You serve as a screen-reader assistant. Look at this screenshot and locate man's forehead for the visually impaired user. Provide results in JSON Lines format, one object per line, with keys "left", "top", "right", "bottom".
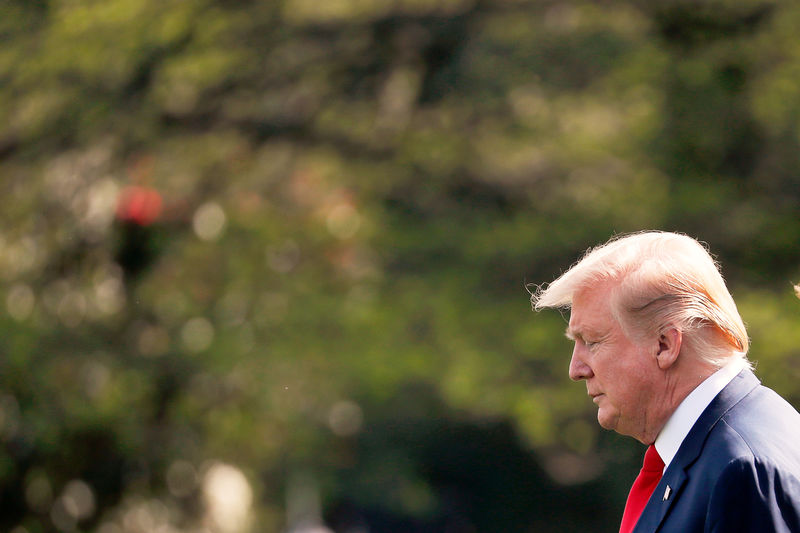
{"left": 571, "top": 281, "right": 620, "bottom": 314}
{"left": 567, "top": 286, "right": 616, "bottom": 336}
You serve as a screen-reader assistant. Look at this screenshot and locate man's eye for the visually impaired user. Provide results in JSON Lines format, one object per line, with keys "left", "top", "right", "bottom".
{"left": 585, "top": 341, "right": 597, "bottom": 349}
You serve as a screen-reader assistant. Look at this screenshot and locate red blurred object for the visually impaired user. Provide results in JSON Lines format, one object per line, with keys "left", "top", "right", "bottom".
{"left": 116, "top": 186, "right": 162, "bottom": 226}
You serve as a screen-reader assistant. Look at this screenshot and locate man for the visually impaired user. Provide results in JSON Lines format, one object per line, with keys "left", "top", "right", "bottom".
{"left": 531, "top": 231, "right": 800, "bottom": 532}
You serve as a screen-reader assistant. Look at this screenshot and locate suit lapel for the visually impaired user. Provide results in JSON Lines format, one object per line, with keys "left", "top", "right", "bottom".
{"left": 632, "top": 369, "right": 760, "bottom": 532}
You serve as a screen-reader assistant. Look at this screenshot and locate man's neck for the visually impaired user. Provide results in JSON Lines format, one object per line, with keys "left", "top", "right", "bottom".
{"left": 654, "top": 357, "right": 747, "bottom": 469}
{"left": 638, "top": 354, "right": 721, "bottom": 445}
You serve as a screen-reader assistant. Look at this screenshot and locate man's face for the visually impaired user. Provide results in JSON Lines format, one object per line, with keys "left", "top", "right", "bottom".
{"left": 567, "top": 283, "right": 662, "bottom": 443}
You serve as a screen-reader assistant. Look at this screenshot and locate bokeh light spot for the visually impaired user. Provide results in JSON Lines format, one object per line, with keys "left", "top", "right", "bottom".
{"left": 6, "top": 283, "right": 35, "bottom": 321}
{"left": 266, "top": 240, "right": 300, "bottom": 273}
{"left": 326, "top": 203, "right": 361, "bottom": 239}
{"left": 25, "top": 470, "right": 53, "bottom": 514}
{"left": 61, "top": 479, "right": 96, "bottom": 522}
{"left": 181, "top": 317, "right": 215, "bottom": 353}
{"left": 328, "top": 400, "right": 364, "bottom": 437}
{"left": 193, "top": 202, "right": 227, "bottom": 241}
{"left": 203, "top": 462, "right": 253, "bottom": 533}
{"left": 94, "top": 276, "right": 125, "bottom": 316}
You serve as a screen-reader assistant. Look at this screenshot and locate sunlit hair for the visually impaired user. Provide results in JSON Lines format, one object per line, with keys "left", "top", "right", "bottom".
{"left": 531, "top": 231, "right": 750, "bottom": 368}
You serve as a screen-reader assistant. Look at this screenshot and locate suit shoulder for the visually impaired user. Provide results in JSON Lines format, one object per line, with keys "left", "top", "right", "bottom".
{"left": 710, "top": 385, "right": 800, "bottom": 471}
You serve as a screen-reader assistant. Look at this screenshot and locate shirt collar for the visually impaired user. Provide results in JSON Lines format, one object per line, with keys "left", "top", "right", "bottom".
{"left": 654, "top": 357, "right": 746, "bottom": 471}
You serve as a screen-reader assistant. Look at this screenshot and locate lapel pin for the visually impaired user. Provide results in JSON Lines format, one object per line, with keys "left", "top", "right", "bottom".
{"left": 662, "top": 485, "right": 672, "bottom": 501}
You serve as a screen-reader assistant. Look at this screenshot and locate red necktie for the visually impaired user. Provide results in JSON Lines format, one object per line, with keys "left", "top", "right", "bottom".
{"left": 619, "top": 445, "right": 664, "bottom": 533}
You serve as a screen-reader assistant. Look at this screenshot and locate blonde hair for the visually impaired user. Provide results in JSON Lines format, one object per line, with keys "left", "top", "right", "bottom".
{"left": 531, "top": 231, "right": 749, "bottom": 367}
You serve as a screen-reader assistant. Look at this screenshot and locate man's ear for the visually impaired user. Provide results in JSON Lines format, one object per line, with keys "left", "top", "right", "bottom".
{"left": 656, "top": 327, "right": 682, "bottom": 370}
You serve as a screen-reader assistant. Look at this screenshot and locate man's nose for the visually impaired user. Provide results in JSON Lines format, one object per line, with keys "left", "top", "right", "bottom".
{"left": 568, "top": 344, "right": 593, "bottom": 381}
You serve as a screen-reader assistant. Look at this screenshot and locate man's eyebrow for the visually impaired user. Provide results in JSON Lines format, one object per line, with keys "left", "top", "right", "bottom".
{"left": 565, "top": 326, "right": 604, "bottom": 342}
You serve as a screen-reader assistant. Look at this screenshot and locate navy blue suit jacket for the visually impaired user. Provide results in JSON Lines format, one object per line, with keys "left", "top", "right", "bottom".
{"left": 634, "top": 369, "right": 800, "bottom": 532}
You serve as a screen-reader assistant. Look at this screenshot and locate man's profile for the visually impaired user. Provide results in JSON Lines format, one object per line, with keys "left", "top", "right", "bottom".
{"left": 531, "top": 231, "right": 800, "bottom": 533}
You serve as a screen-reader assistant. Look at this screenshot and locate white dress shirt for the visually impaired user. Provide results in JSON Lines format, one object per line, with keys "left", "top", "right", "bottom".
{"left": 654, "top": 358, "right": 747, "bottom": 472}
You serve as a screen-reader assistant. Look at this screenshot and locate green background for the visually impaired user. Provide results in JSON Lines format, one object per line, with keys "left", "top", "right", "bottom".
{"left": 2, "top": 0, "right": 800, "bottom": 531}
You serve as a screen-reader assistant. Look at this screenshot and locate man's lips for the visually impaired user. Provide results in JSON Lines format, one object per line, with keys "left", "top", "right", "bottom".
{"left": 590, "top": 393, "right": 604, "bottom": 403}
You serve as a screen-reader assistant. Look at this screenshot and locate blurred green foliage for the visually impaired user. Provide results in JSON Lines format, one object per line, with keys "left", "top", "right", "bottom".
{"left": 2, "top": 0, "right": 800, "bottom": 531}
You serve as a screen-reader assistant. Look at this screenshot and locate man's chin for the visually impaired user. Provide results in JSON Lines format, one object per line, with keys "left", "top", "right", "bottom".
{"left": 596, "top": 410, "right": 618, "bottom": 432}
